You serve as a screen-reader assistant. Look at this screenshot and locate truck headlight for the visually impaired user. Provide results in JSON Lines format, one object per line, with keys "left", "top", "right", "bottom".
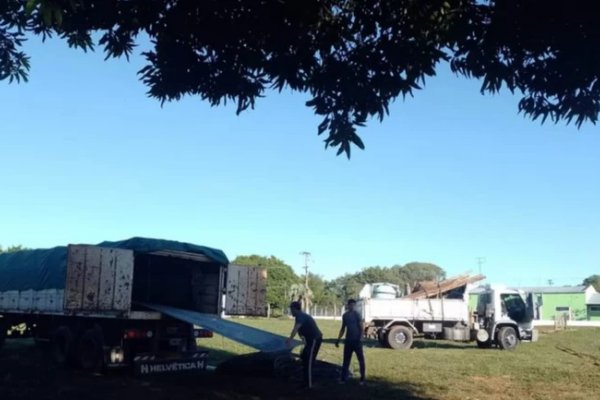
{"left": 476, "top": 329, "right": 490, "bottom": 343}
{"left": 110, "top": 347, "right": 125, "bottom": 364}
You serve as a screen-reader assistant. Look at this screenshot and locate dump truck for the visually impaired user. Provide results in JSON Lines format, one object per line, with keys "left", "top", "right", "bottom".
{"left": 0, "top": 238, "right": 270, "bottom": 375}
{"left": 357, "top": 277, "right": 538, "bottom": 350}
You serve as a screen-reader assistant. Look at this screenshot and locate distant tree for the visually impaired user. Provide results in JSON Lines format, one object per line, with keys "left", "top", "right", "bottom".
{"left": 289, "top": 282, "right": 313, "bottom": 312}
{"left": 0, "top": 244, "right": 26, "bottom": 254}
{"left": 397, "top": 262, "right": 446, "bottom": 290}
{"left": 232, "top": 255, "right": 299, "bottom": 314}
{"left": 583, "top": 275, "right": 600, "bottom": 292}
{"left": 308, "top": 273, "right": 326, "bottom": 306}
{"left": 330, "top": 274, "right": 365, "bottom": 302}
{"left": 328, "top": 262, "right": 446, "bottom": 301}
{"left": 2, "top": 1, "right": 599, "bottom": 157}
{"left": 307, "top": 273, "right": 339, "bottom": 310}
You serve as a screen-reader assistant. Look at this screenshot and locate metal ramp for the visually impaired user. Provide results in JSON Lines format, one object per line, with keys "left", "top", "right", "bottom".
{"left": 142, "top": 303, "right": 301, "bottom": 353}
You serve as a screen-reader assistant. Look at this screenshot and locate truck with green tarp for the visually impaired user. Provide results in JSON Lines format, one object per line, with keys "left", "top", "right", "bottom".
{"left": 0, "top": 237, "right": 269, "bottom": 374}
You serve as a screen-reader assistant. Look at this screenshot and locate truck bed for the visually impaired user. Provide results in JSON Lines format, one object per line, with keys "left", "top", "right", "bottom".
{"left": 362, "top": 297, "right": 469, "bottom": 323}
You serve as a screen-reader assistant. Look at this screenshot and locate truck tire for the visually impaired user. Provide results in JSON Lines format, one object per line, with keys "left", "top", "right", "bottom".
{"left": 387, "top": 326, "right": 413, "bottom": 350}
{"left": 497, "top": 326, "right": 518, "bottom": 351}
{"left": 51, "top": 326, "right": 74, "bottom": 366}
{"left": 77, "top": 328, "right": 104, "bottom": 371}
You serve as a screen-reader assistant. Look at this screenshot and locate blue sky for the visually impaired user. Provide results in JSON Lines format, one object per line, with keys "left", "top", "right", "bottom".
{"left": 1, "top": 36, "right": 599, "bottom": 286}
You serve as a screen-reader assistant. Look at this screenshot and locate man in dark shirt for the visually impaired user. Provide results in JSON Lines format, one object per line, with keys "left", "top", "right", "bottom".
{"left": 286, "top": 301, "right": 323, "bottom": 389}
{"left": 336, "top": 299, "right": 366, "bottom": 384}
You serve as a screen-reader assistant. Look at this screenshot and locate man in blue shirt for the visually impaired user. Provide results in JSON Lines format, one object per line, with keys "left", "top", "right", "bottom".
{"left": 286, "top": 301, "right": 322, "bottom": 389}
{"left": 336, "top": 299, "right": 366, "bottom": 384}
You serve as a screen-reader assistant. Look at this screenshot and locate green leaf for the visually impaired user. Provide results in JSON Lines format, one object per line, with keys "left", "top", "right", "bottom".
{"left": 41, "top": 6, "right": 53, "bottom": 26}
{"left": 54, "top": 8, "right": 63, "bottom": 27}
{"left": 351, "top": 133, "right": 365, "bottom": 150}
{"left": 25, "top": 0, "right": 39, "bottom": 15}
{"left": 317, "top": 117, "right": 330, "bottom": 135}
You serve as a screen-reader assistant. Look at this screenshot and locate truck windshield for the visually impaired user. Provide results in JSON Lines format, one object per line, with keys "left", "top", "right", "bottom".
{"left": 500, "top": 293, "right": 528, "bottom": 322}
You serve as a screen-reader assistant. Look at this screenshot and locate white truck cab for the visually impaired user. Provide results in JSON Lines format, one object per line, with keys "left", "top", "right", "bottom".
{"left": 474, "top": 285, "right": 538, "bottom": 350}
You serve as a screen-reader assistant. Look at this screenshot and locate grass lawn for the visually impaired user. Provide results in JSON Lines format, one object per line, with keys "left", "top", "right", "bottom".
{"left": 199, "top": 318, "right": 600, "bottom": 400}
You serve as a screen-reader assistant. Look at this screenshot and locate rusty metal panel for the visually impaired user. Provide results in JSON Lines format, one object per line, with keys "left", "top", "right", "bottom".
{"left": 64, "top": 245, "right": 133, "bottom": 313}
{"left": 225, "top": 264, "right": 267, "bottom": 316}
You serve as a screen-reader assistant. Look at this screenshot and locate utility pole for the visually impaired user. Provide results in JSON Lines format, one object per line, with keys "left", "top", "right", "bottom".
{"left": 476, "top": 257, "right": 486, "bottom": 275}
{"left": 299, "top": 251, "right": 312, "bottom": 311}
{"left": 299, "top": 251, "right": 311, "bottom": 289}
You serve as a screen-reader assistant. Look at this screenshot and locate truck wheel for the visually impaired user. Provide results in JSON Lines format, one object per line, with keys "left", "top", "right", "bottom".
{"left": 78, "top": 328, "right": 104, "bottom": 371}
{"left": 497, "top": 326, "right": 518, "bottom": 351}
{"left": 51, "top": 326, "right": 74, "bottom": 366}
{"left": 387, "top": 326, "right": 413, "bottom": 350}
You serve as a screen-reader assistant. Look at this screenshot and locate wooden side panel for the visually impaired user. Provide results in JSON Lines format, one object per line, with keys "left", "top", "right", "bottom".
{"left": 225, "top": 265, "right": 267, "bottom": 316}
{"left": 98, "top": 248, "right": 117, "bottom": 310}
{"left": 64, "top": 245, "right": 133, "bottom": 313}
{"left": 82, "top": 246, "right": 102, "bottom": 310}
{"left": 65, "top": 245, "right": 86, "bottom": 310}
{"left": 113, "top": 248, "right": 134, "bottom": 311}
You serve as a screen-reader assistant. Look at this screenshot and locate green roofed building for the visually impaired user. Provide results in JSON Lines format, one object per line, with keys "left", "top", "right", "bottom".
{"left": 469, "top": 285, "right": 600, "bottom": 321}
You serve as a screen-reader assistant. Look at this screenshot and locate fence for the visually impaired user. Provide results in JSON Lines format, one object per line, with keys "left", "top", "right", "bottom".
{"left": 534, "top": 320, "right": 600, "bottom": 328}
{"left": 272, "top": 304, "right": 345, "bottom": 320}
{"left": 309, "top": 305, "right": 344, "bottom": 320}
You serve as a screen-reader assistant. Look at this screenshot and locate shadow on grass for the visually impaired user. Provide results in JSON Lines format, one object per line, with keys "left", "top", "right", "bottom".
{"left": 322, "top": 338, "right": 382, "bottom": 348}
{"left": 323, "top": 337, "right": 479, "bottom": 351}
{"left": 1, "top": 339, "right": 436, "bottom": 400}
{"left": 412, "top": 340, "right": 478, "bottom": 350}
{"left": 205, "top": 369, "right": 436, "bottom": 400}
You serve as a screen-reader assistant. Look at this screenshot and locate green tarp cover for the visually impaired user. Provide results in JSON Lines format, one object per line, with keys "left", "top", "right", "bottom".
{"left": 0, "top": 237, "right": 228, "bottom": 292}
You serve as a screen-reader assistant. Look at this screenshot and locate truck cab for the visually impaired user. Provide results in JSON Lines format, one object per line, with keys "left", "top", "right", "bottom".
{"left": 474, "top": 285, "right": 538, "bottom": 350}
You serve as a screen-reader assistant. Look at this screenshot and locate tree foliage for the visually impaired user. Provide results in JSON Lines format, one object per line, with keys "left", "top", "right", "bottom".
{"left": 232, "top": 254, "right": 299, "bottom": 313}
{"left": 0, "top": 244, "right": 26, "bottom": 253}
{"left": 2, "top": 1, "right": 599, "bottom": 157}
{"left": 399, "top": 262, "right": 447, "bottom": 289}
{"left": 309, "top": 272, "right": 339, "bottom": 308}
{"left": 583, "top": 275, "right": 600, "bottom": 292}
{"left": 328, "top": 262, "right": 445, "bottom": 300}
